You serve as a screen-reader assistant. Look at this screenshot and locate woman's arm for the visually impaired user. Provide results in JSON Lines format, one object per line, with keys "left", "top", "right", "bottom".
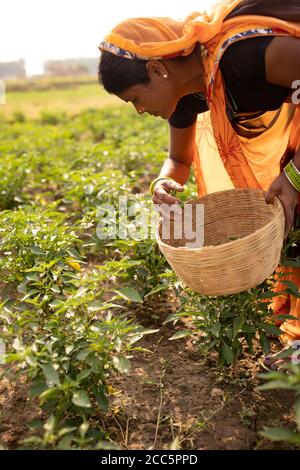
{"left": 161, "top": 121, "right": 197, "bottom": 183}
{"left": 265, "top": 37, "right": 300, "bottom": 238}
{"left": 152, "top": 121, "right": 197, "bottom": 206}
{"left": 265, "top": 37, "right": 300, "bottom": 89}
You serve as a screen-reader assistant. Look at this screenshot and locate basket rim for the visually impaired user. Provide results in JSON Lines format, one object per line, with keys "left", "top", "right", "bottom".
{"left": 156, "top": 191, "right": 284, "bottom": 253}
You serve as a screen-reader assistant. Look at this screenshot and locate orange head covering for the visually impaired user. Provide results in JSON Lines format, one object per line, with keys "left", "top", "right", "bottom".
{"left": 99, "top": 0, "right": 243, "bottom": 60}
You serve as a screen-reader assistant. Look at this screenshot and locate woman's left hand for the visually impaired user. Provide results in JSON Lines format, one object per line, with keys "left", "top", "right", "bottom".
{"left": 265, "top": 172, "right": 299, "bottom": 239}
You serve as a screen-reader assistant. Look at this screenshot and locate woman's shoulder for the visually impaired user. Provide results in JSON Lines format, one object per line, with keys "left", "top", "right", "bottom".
{"left": 220, "top": 36, "right": 275, "bottom": 81}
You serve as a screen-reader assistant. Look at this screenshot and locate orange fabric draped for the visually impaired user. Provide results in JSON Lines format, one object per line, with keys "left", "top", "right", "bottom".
{"left": 198, "top": 15, "right": 300, "bottom": 193}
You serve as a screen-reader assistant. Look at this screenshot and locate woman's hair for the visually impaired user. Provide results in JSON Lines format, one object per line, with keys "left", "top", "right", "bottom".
{"left": 98, "top": 52, "right": 150, "bottom": 94}
{"left": 98, "top": 43, "right": 201, "bottom": 95}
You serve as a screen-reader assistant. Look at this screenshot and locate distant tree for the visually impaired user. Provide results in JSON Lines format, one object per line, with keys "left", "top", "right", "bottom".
{"left": 44, "top": 58, "right": 97, "bottom": 77}
{"left": 0, "top": 59, "right": 26, "bottom": 80}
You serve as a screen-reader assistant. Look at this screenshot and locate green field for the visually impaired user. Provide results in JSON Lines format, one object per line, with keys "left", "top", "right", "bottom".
{"left": 1, "top": 76, "right": 123, "bottom": 119}
{"left": 0, "top": 77, "right": 299, "bottom": 450}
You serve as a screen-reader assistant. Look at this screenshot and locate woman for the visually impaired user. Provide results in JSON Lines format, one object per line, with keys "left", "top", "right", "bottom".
{"left": 98, "top": 0, "right": 300, "bottom": 370}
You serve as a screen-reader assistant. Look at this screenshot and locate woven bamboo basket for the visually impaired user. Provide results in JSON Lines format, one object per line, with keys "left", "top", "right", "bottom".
{"left": 157, "top": 188, "right": 285, "bottom": 296}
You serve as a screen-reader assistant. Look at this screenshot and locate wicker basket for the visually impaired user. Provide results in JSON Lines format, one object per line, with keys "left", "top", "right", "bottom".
{"left": 157, "top": 188, "right": 285, "bottom": 296}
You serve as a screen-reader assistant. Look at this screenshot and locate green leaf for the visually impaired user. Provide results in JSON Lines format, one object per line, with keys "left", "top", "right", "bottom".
{"left": 76, "top": 348, "right": 90, "bottom": 360}
{"left": 260, "top": 427, "right": 300, "bottom": 444}
{"left": 163, "top": 313, "right": 180, "bottom": 324}
{"left": 260, "top": 332, "right": 270, "bottom": 354}
{"left": 5, "top": 352, "right": 22, "bottom": 363}
{"left": 41, "top": 363, "right": 60, "bottom": 386}
{"left": 44, "top": 415, "right": 56, "bottom": 433}
{"left": 258, "top": 371, "right": 286, "bottom": 381}
{"left": 206, "top": 340, "right": 217, "bottom": 351}
{"left": 259, "top": 323, "right": 282, "bottom": 336}
{"left": 209, "top": 323, "right": 221, "bottom": 338}
{"left": 94, "top": 387, "right": 109, "bottom": 411}
{"left": 30, "top": 381, "right": 47, "bottom": 398}
{"left": 281, "top": 280, "right": 300, "bottom": 296}
{"left": 57, "top": 435, "right": 73, "bottom": 450}
{"left": 49, "top": 299, "right": 64, "bottom": 308}
{"left": 50, "top": 285, "right": 61, "bottom": 293}
{"left": 66, "top": 247, "right": 82, "bottom": 259}
{"left": 275, "top": 314, "right": 299, "bottom": 321}
{"left": 113, "top": 287, "right": 143, "bottom": 303}
{"left": 87, "top": 301, "right": 105, "bottom": 312}
{"left": 87, "top": 301, "right": 122, "bottom": 312}
{"left": 144, "top": 284, "right": 168, "bottom": 297}
{"left": 58, "top": 426, "right": 77, "bottom": 438}
{"left": 21, "top": 289, "right": 40, "bottom": 301}
{"left": 79, "top": 422, "right": 89, "bottom": 438}
{"left": 74, "top": 286, "right": 89, "bottom": 298}
{"left": 65, "top": 345, "right": 74, "bottom": 355}
{"left": 84, "top": 184, "right": 94, "bottom": 195}
{"left": 283, "top": 259, "right": 300, "bottom": 268}
{"left": 25, "top": 272, "right": 40, "bottom": 281}
{"left": 222, "top": 343, "right": 235, "bottom": 364}
{"left": 257, "top": 380, "right": 292, "bottom": 391}
{"left": 133, "top": 328, "right": 159, "bottom": 336}
{"left": 77, "top": 368, "right": 92, "bottom": 382}
{"left": 225, "top": 326, "right": 233, "bottom": 341}
{"left": 12, "top": 337, "right": 23, "bottom": 351}
{"left": 257, "top": 291, "right": 282, "bottom": 299}
{"left": 72, "top": 390, "right": 92, "bottom": 408}
{"left": 233, "top": 316, "right": 245, "bottom": 339}
{"left": 169, "top": 330, "right": 192, "bottom": 341}
{"left": 242, "top": 324, "right": 256, "bottom": 334}
{"left": 27, "top": 419, "right": 43, "bottom": 430}
{"left": 29, "top": 246, "right": 45, "bottom": 255}
{"left": 25, "top": 354, "right": 38, "bottom": 367}
{"left": 112, "top": 355, "right": 131, "bottom": 374}
{"left": 39, "top": 387, "right": 60, "bottom": 403}
{"left": 0, "top": 312, "right": 12, "bottom": 324}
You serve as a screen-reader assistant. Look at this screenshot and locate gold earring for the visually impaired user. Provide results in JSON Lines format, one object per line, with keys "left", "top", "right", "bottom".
{"left": 163, "top": 74, "right": 168, "bottom": 79}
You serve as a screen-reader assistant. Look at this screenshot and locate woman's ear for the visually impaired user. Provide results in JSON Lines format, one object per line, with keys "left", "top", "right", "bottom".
{"left": 146, "top": 60, "right": 169, "bottom": 79}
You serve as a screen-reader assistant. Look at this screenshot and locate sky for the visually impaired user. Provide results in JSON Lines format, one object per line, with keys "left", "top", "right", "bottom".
{"left": 0, "top": 0, "right": 213, "bottom": 75}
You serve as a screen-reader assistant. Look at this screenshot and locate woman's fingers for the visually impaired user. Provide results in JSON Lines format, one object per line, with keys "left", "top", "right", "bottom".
{"left": 153, "top": 188, "right": 179, "bottom": 205}
{"left": 162, "top": 180, "right": 184, "bottom": 193}
{"left": 265, "top": 177, "right": 281, "bottom": 204}
{"left": 265, "top": 186, "right": 278, "bottom": 204}
{"left": 266, "top": 173, "right": 299, "bottom": 239}
{"left": 152, "top": 180, "right": 184, "bottom": 206}
{"left": 152, "top": 180, "right": 184, "bottom": 218}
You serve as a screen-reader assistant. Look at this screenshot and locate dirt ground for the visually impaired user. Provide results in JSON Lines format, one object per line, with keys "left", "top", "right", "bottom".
{"left": 0, "top": 292, "right": 297, "bottom": 450}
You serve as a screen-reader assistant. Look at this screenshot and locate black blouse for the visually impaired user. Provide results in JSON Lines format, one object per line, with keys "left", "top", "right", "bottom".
{"left": 168, "top": 36, "right": 292, "bottom": 129}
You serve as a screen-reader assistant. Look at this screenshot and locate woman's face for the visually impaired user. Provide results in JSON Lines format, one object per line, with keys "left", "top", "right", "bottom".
{"left": 117, "top": 60, "right": 181, "bottom": 120}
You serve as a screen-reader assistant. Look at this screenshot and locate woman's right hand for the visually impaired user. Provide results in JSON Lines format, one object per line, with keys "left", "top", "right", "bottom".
{"left": 152, "top": 179, "right": 184, "bottom": 217}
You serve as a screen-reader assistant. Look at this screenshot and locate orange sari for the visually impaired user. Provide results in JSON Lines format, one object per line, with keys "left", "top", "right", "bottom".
{"left": 195, "top": 16, "right": 300, "bottom": 344}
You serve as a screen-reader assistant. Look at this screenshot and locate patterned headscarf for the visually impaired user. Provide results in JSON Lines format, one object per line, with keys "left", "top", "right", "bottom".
{"left": 99, "top": 0, "right": 243, "bottom": 60}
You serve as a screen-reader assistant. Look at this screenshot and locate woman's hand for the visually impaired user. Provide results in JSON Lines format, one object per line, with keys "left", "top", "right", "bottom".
{"left": 265, "top": 172, "right": 299, "bottom": 239}
{"left": 152, "top": 179, "right": 184, "bottom": 218}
